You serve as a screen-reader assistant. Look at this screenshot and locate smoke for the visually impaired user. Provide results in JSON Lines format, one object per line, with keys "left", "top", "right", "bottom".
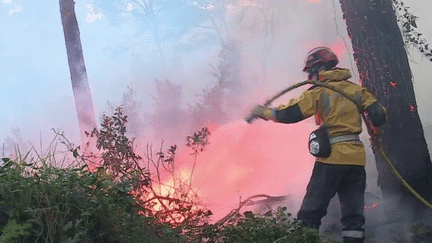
{"left": 173, "top": 120, "right": 316, "bottom": 221}
{"left": 124, "top": 1, "right": 432, "bottom": 241}
{"left": 2, "top": 0, "right": 432, "bottom": 241}
{"left": 123, "top": 0, "right": 357, "bottom": 225}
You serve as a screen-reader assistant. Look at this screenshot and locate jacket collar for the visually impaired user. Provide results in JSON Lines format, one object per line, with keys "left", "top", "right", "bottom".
{"left": 319, "top": 68, "right": 352, "bottom": 81}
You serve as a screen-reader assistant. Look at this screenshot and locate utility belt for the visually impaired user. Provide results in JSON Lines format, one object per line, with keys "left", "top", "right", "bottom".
{"left": 308, "top": 127, "right": 361, "bottom": 158}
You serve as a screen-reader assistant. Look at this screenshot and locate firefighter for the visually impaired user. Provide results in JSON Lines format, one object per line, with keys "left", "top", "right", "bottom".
{"left": 250, "top": 47, "right": 386, "bottom": 243}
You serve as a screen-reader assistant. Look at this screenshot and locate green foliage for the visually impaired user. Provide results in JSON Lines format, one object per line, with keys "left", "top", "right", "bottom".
{"left": 186, "top": 127, "right": 211, "bottom": 155}
{"left": 0, "top": 152, "right": 185, "bottom": 242}
{"left": 0, "top": 219, "right": 31, "bottom": 243}
{"left": 91, "top": 106, "right": 150, "bottom": 190}
{"left": 90, "top": 106, "right": 209, "bottom": 228}
{"left": 392, "top": 0, "right": 432, "bottom": 61}
{"left": 193, "top": 207, "right": 321, "bottom": 243}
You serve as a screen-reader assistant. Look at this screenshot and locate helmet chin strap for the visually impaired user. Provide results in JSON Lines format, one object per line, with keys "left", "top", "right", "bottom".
{"left": 307, "top": 65, "right": 325, "bottom": 81}
{"left": 308, "top": 72, "right": 319, "bottom": 81}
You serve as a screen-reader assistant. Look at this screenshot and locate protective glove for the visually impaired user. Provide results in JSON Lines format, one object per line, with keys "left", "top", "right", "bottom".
{"left": 251, "top": 105, "right": 276, "bottom": 121}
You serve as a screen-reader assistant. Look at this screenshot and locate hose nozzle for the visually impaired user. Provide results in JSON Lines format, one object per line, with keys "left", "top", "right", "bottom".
{"left": 245, "top": 113, "right": 256, "bottom": 124}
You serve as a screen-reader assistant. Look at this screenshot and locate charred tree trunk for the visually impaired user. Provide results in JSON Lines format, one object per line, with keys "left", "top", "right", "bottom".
{"left": 60, "top": 0, "right": 97, "bottom": 147}
{"left": 339, "top": 0, "right": 432, "bottom": 222}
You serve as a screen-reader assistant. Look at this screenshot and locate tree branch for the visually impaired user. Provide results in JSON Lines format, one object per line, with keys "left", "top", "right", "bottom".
{"left": 215, "top": 194, "right": 289, "bottom": 226}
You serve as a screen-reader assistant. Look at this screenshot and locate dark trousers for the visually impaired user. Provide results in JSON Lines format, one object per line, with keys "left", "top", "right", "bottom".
{"left": 297, "top": 162, "right": 366, "bottom": 233}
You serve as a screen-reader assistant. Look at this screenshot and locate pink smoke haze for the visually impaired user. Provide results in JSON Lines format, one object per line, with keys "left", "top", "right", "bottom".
{"left": 172, "top": 119, "right": 316, "bottom": 222}
{"left": 149, "top": 34, "right": 352, "bottom": 222}
{"left": 330, "top": 40, "right": 346, "bottom": 62}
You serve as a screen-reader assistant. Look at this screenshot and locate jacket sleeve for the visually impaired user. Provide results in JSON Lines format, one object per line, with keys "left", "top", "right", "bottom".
{"left": 365, "top": 102, "right": 387, "bottom": 127}
{"left": 274, "top": 89, "right": 319, "bottom": 123}
{"left": 360, "top": 88, "right": 387, "bottom": 127}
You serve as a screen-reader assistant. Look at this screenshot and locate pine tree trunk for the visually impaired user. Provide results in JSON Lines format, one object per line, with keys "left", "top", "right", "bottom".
{"left": 59, "top": 0, "right": 97, "bottom": 146}
{"left": 339, "top": 0, "right": 432, "bottom": 222}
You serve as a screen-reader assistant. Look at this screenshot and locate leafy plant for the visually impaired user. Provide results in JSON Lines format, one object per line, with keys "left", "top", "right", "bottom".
{"left": 89, "top": 106, "right": 150, "bottom": 190}
{"left": 392, "top": 0, "right": 432, "bottom": 61}
{"left": 0, "top": 219, "right": 31, "bottom": 243}
{"left": 0, "top": 144, "right": 185, "bottom": 242}
{"left": 194, "top": 207, "right": 321, "bottom": 243}
{"left": 85, "top": 105, "right": 211, "bottom": 229}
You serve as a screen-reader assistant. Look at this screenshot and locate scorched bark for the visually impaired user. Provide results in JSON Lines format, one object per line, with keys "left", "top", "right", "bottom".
{"left": 339, "top": 0, "right": 432, "bottom": 220}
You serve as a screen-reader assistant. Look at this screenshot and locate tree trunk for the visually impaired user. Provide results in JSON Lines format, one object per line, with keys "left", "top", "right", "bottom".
{"left": 146, "top": 1, "right": 166, "bottom": 68}
{"left": 339, "top": 0, "right": 432, "bottom": 223}
{"left": 59, "top": 0, "right": 97, "bottom": 148}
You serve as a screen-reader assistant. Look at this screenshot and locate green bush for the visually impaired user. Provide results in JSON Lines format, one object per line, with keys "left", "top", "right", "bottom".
{"left": 192, "top": 207, "right": 321, "bottom": 243}
{"left": 0, "top": 157, "right": 185, "bottom": 243}
{"left": 0, "top": 219, "right": 31, "bottom": 243}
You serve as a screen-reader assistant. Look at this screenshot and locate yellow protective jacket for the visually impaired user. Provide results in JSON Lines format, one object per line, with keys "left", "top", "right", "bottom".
{"left": 275, "top": 68, "right": 383, "bottom": 166}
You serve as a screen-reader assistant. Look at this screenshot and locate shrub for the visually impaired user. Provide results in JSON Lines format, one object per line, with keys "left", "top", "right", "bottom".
{"left": 0, "top": 156, "right": 186, "bottom": 243}
{"left": 192, "top": 207, "right": 321, "bottom": 243}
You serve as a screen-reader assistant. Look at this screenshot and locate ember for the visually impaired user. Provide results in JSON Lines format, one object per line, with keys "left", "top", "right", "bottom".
{"left": 410, "top": 103, "right": 415, "bottom": 112}
{"left": 364, "top": 201, "right": 378, "bottom": 210}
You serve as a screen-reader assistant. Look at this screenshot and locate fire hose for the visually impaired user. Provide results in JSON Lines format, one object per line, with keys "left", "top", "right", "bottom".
{"left": 246, "top": 80, "right": 432, "bottom": 211}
